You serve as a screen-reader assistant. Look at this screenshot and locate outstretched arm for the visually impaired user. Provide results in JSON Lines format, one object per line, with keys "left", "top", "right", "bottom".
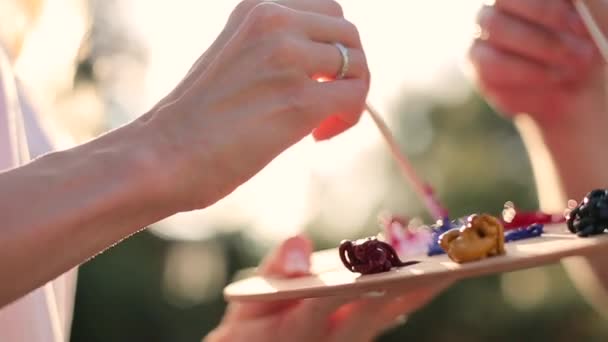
{"left": 0, "top": 0, "right": 369, "bottom": 307}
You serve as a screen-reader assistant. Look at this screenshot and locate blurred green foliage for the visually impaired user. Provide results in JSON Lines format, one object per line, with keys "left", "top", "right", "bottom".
{"left": 71, "top": 90, "right": 608, "bottom": 342}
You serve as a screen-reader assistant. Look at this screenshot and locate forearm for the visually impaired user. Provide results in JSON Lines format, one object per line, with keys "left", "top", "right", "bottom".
{"left": 0, "top": 120, "right": 174, "bottom": 306}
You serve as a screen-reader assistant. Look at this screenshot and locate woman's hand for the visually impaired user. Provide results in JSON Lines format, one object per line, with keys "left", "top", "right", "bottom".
{"left": 0, "top": 0, "right": 369, "bottom": 306}
{"left": 469, "top": 0, "right": 604, "bottom": 122}
{"left": 140, "top": 0, "right": 370, "bottom": 211}
{"left": 469, "top": 0, "right": 608, "bottom": 321}
{"left": 205, "top": 236, "right": 451, "bottom": 342}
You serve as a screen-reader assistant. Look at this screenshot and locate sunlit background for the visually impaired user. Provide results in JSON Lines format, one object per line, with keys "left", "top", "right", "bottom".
{"left": 9, "top": 0, "right": 608, "bottom": 341}
{"left": 17, "top": 0, "right": 482, "bottom": 241}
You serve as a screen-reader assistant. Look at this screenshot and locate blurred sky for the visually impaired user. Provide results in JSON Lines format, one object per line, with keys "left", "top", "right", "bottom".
{"left": 15, "top": 0, "right": 484, "bottom": 242}
{"left": 131, "top": 0, "right": 482, "bottom": 110}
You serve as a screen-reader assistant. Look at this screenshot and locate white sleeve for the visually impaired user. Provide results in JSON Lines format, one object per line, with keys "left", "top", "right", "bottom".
{"left": 0, "top": 45, "right": 76, "bottom": 342}
{"left": 17, "top": 84, "right": 79, "bottom": 342}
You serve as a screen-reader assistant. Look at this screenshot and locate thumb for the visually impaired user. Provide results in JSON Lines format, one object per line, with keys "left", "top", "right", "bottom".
{"left": 259, "top": 235, "right": 313, "bottom": 277}
{"left": 223, "top": 235, "right": 313, "bottom": 321}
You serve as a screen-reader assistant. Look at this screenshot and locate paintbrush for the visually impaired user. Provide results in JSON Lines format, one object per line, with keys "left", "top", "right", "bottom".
{"left": 574, "top": 0, "right": 608, "bottom": 62}
{"left": 365, "top": 103, "right": 448, "bottom": 221}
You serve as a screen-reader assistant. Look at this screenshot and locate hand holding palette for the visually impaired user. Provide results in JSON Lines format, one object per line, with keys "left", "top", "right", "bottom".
{"left": 228, "top": 5, "right": 608, "bottom": 302}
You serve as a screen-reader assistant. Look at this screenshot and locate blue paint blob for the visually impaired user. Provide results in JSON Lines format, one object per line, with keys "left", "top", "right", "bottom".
{"left": 427, "top": 217, "right": 462, "bottom": 256}
{"left": 504, "top": 223, "right": 544, "bottom": 242}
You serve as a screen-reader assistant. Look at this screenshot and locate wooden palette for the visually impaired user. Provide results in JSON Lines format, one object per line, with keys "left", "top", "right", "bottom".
{"left": 224, "top": 223, "right": 608, "bottom": 302}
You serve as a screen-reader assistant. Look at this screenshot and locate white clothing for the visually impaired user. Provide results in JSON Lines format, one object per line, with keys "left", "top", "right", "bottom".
{"left": 0, "top": 45, "right": 77, "bottom": 342}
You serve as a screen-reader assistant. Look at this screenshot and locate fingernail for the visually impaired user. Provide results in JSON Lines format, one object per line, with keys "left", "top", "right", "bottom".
{"left": 284, "top": 250, "right": 310, "bottom": 274}
{"left": 312, "top": 116, "right": 353, "bottom": 141}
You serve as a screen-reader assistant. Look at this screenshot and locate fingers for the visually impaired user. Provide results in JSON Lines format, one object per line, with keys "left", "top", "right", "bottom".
{"left": 183, "top": 1, "right": 369, "bottom": 143}
{"left": 255, "top": 233, "right": 357, "bottom": 340}
{"left": 328, "top": 298, "right": 398, "bottom": 342}
{"left": 477, "top": 5, "right": 594, "bottom": 69}
{"left": 493, "top": 0, "right": 585, "bottom": 35}
{"left": 258, "top": 235, "right": 312, "bottom": 277}
{"left": 469, "top": 1, "right": 605, "bottom": 118}
{"left": 299, "top": 79, "right": 367, "bottom": 136}
{"left": 286, "top": 296, "right": 357, "bottom": 341}
{"left": 469, "top": 40, "right": 572, "bottom": 116}
{"left": 241, "top": 4, "right": 367, "bottom": 80}
{"left": 241, "top": 2, "right": 359, "bottom": 47}
{"left": 166, "top": 0, "right": 350, "bottom": 104}
{"left": 212, "top": 1, "right": 368, "bottom": 141}
{"left": 235, "top": 0, "right": 345, "bottom": 20}
{"left": 280, "top": 0, "right": 344, "bottom": 17}
{"left": 307, "top": 42, "right": 367, "bottom": 80}
{"left": 377, "top": 281, "right": 453, "bottom": 319}
{"left": 312, "top": 116, "right": 356, "bottom": 141}
{"left": 306, "top": 40, "right": 367, "bottom": 141}
{"left": 329, "top": 280, "right": 454, "bottom": 342}
{"left": 250, "top": 233, "right": 357, "bottom": 340}
{"left": 482, "top": 86, "right": 573, "bottom": 117}
{"left": 294, "top": 10, "right": 362, "bottom": 48}
{"left": 224, "top": 236, "right": 313, "bottom": 322}
{"left": 471, "top": 0, "right": 600, "bottom": 90}
{"left": 231, "top": 0, "right": 346, "bottom": 47}
{"left": 470, "top": 40, "right": 565, "bottom": 87}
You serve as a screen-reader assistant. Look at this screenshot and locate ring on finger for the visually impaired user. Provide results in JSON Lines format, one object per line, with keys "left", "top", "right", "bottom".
{"left": 334, "top": 42, "right": 350, "bottom": 79}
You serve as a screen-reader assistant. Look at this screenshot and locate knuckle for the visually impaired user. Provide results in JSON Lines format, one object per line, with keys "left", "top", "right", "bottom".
{"left": 326, "top": 0, "right": 344, "bottom": 17}
{"left": 468, "top": 40, "right": 492, "bottom": 67}
{"left": 233, "top": 0, "right": 263, "bottom": 19}
{"left": 477, "top": 6, "right": 500, "bottom": 34}
{"left": 249, "top": 3, "right": 293, "bottom": 31}
{"left": 343, "top": 19, "right": 362, "bottom": 47}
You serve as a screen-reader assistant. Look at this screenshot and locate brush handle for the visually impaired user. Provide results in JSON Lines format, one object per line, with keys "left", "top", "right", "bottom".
{"left": 574, "top": 0, "right": 608, "bottom": 62}
{"left": 365, "top": 103, "right": 448, "bottom": 220}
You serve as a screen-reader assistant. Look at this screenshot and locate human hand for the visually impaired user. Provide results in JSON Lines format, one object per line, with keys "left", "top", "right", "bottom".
{"left": 468, "top": 2, "right": 608, "bottom": 317}
{"left": 140, "top": 0, "right": 370, "bottom": 211}
{"left": 469, "top": 0, "right": 606, "bottom": 122}
{"left": 205, "top": 236, "right": 452, "bottom": 342}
